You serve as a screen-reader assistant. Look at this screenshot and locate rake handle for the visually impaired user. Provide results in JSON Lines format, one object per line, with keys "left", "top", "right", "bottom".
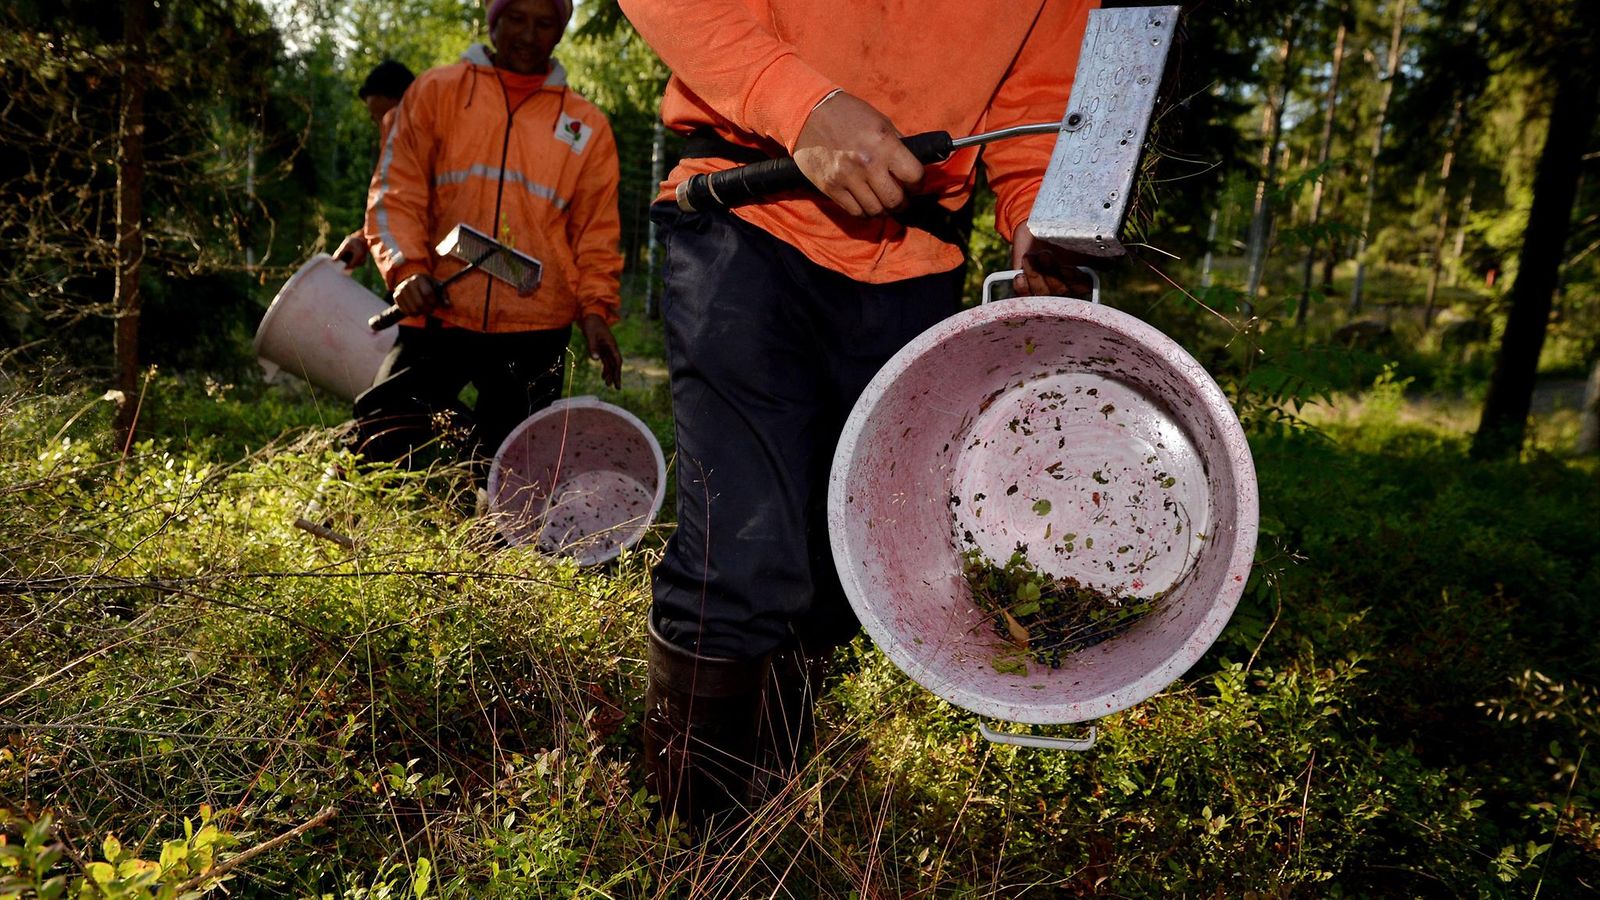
{"left": 675, "top": 130, "right": 955, "bottom": 213}
{"left": 367, "top": 262, "right": 477, "bottom": 331}
{"left": 367, "top": 302, "right": 410, "bottom": 332}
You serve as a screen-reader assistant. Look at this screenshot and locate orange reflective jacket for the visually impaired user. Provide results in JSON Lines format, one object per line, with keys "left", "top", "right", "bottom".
{"left": 619, "top": 0, "right": 1096, "bottom": 284}
{"left": 366, "top": 46, "right": 622, "bottom": 332}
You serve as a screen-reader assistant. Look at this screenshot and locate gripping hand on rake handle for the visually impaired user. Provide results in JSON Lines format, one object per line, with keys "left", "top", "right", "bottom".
{"left": 676, "top": 91, "right": 955, "bottom": 215}
{"left": 369, "top": 273, "right": 444, "bottom": 331}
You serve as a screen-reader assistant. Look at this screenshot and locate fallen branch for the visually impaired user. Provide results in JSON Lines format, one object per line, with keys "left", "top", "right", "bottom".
{"left": 174, "top": 805, "right": 336, "bottom": 895}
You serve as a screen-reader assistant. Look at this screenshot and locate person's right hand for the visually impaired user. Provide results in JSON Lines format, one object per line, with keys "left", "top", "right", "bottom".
{"left": 792, "top": 91, "right": 923, "bottom": 218}
{"left": 394, "top": 273, "right": 443, "bottom": 317}
{"left": 1010, "top": 223, "right": 1105, "bottom": 298}
{"left": 334, "top": 231, "right": 370, "bottom": 270}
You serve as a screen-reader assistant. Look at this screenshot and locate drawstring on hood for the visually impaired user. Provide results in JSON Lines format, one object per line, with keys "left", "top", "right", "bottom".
{"left": 459, "top": 43, "right": 569, "bottom": 110}
{"left": 460, "top": 43, "right": 569, "bottom": 86}
{"left": 457, "top": 43, "right": 577, "bottom": 329}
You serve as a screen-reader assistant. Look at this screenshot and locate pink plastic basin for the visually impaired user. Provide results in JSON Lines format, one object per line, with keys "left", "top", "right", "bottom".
{"left": 829, "top": 292, "right": 1257, "bottom": 725}
{"left": 253, "top": 254, "right": 395, "bottom": 400}
{"left": 488, "top": 396, "right": 667, "bottom": 566}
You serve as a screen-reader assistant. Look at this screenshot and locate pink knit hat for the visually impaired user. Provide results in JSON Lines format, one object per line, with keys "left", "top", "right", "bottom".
{"left": 488, "top": 0, "right": 571, "bottom": 29}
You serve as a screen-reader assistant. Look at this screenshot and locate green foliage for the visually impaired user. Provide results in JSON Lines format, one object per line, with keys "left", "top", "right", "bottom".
{"left": 0, "top": 807, "right": 240, "bottom": 900}
{"left": 3, "top": 0, "right": 1599, "bottom": 890}
{"left": 0, "top": 373, "right": 659, "bottom": 895}
{"left": 3, "top": 338, "right": 1597, "bottom": 895}
{"left": 960, "top": 545, "right": 1158, "bottom": 671}
{"left": 1358, "top": 362, "right": 1413, "bottom": 427}
{"left": 839, "top": 651, "right": 1500, "bottom": 894}
{"left": 0, "top": 0, "right": 292, "bottom": 371}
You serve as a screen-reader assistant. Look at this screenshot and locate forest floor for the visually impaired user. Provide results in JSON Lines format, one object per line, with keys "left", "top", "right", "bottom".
{"left": 1305, "top": 375, "right": 1588, "bottom": 448}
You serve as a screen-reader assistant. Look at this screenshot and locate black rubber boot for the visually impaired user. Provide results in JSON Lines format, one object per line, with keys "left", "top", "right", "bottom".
{"left": 643, "top": 619, "right": 771, "bottom": 834}
{"left": 753, "top": 639, "right": 829, "bottom": 803}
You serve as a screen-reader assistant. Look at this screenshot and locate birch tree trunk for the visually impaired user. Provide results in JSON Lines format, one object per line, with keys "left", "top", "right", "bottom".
{"left": 1296, "top": 12, "right": 1349, "bottom": 328}
{"left": 1200, "top": 206, "right": 1219, "bottom": 288}
{"left": 112, "top": 0, "right": 151, "bottom": 452}
{"left": 1447, "top": 178, "right": 1474, "bottom": 288}
{"left": 1244, "top": 25, "right": 1299, "bottom": 303}
{"left": 1349, "top": 0, "right": 1407, "bottom": 315}
{"left": 1421, "top": 99, "right": 1463, "bottom": 329}
{"left": 1577, "top": 357, "right": 1600, "bottom": 456}
{"left": 645, "top": 117, "right": 665, "bottom": 319}
{"left": 1321, "top": 185, "right": 1343, "bottom": 290}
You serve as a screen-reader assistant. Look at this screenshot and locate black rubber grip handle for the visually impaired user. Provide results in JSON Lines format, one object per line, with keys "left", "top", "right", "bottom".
{"left": 900, "top": 130, "right": 956, "bottom": 165}
{"left": 368, "top": 303, "right": 407, "bottom": 331}
{"left": 678, "top": 130, "right": 955, "bottom": 212}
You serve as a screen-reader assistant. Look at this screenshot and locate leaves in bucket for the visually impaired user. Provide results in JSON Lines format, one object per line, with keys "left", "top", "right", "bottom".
{"left": 961, "top": 545, "right": 1158, "bottom": 672}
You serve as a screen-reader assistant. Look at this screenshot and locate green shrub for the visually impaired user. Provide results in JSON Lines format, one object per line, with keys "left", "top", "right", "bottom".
{"left": 2, "top": 354, "right": 1595, "bottom": 896}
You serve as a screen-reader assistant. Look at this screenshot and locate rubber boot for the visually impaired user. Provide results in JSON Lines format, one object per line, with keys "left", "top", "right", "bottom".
{"left": 753, "top": 640, "right": 829, "bottom": 803}
{"left": 643, "top": 619, "right": 771, "bottom": 835}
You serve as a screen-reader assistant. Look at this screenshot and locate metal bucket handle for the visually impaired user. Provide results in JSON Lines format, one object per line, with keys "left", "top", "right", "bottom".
{"left": 981, "top": 267, "right": 1101, "bottom": 306}
{"left": 979, "top": 722, "right": 1098, "bottom": 751}
{"left": 971, "top": 265, "right": 1104, "bottom": 753}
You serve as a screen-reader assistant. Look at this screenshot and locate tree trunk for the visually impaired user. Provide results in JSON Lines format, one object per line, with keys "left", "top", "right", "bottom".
{"left": 1244, "top": 25, "right": 1299, "bottom": 303}
{"left": 1447, "top": 178, "right": 1474, "bottom": 288}
{"left": 1421, "top": 99, "right": 1463, "bottom": 329}
{"left": 1200, "top": 206, "right": 1219, "bottom": 289}
{"left": 645, "top": 117, "right": 665, "bottom": 319}
{"left": 1296, "top": 12, "right": 1349, "bottom": 328}
{"left": 1349, "top": 0, "right": 1407, "bottom": 315}
{"left": 1577, "top": 356, "right": 1600, "bottom": 456}
{"left": 1471, "top": 67, "right": 1600, "bottom": 460}
{"left": 112, "top": 0, "right": 150, "bottom": 451}
{"left": 244, "top": 137, "right": 257, "bottom": 270}
{"left": 1320, "top": 185, "right": 1342, "bottom": 290}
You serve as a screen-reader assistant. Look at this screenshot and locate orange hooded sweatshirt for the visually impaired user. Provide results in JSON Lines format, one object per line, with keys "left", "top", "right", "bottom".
{"left": 366, "top": 45, "right": 622, "bottom": 332}
{"left": 618, "top": 0, "right": 1096, "bottom": 284}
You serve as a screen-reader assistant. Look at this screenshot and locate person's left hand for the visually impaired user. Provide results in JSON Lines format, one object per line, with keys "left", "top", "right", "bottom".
{"left": 334, "top": 231, "right": 371, "bottom": 270}
{"left": 1010, "top": 223, "right": 1115, "bottom": 298}
{"left": 580, "top": 314, "right": 623, "bottom": 389}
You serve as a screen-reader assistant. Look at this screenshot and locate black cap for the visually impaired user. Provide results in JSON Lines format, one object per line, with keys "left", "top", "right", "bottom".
{"left": 358, "top": 60, "right": 415, "bottom": 101}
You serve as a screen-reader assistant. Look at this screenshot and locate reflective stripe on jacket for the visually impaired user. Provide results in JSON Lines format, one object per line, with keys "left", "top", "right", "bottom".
{"left": 618, "top": 0, "right": 1096, "bottom": 284}
{"left": 366, "top": 45, "right": 622, "bottom": 332}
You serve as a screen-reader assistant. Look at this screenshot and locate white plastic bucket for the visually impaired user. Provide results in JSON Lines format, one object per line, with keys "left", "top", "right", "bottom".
{"left": 487, "top": 396, "right": 667, "bottom": 567}
{"left": 829, "top": 277, "right": 1257, "bottom": 731}
{"left": 253, "top": 254, "right": 396, "bottom": 401}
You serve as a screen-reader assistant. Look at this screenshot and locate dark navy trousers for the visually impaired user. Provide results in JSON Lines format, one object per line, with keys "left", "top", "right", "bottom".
{"left": 651, "top": 204, "right": 963, "bottom": 659}
{"left": 351, "top": 323, "right": 571, "bottom": 477}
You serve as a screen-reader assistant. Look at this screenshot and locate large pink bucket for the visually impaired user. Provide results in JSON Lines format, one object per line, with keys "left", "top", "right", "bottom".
{"left": 487, "top": 397, "right": 667, "bottom": 566}
{"left": 829, "top": 273, "right": 1257, "bottom": 741}
{"left": 253, "top": 254, "right": 395, "bottom": 401}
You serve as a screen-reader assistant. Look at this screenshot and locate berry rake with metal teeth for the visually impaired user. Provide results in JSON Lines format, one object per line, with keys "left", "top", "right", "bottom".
{"left": 368, "top": 223, "right": 543, "bottom": 331}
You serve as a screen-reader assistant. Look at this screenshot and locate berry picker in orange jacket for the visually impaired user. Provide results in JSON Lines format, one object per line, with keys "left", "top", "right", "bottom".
{"left": 620, "top": 0, "right": 1101, "bottom": 834}
{"left": 353, "top": 0, "right": 623, "bottom": 474}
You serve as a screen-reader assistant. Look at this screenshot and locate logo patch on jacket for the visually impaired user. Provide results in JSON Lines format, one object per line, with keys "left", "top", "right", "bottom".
{"left": 555, "top": 113, "right": 592, "bottom": 154}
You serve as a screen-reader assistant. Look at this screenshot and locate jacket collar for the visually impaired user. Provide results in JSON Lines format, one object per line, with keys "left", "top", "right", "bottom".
{"left": 460, "top": 42, "right": 568, "bottom": 87}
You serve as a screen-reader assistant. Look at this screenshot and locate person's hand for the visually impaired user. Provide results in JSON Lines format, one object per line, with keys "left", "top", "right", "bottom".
{"left": 792, "top": 91, "right": 923, "bottom": 217}
{"left": 334, "top": 231, "right": 370, "bottom": 270}
{"left": 1010, "top": 223, "right": 1113, "bottom": 298}
{"left": 580, "top": 314, "right": 623, "bottom": 389}
{"left": 394, "top": 273, "right": 443, "bottom": 317}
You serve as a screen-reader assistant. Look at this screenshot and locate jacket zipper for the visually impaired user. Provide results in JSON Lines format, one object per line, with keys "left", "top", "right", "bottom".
{"left": 483, "top": 71, "right": 541, "bottom": 332}
{"left": 483, "top": 87, "right": 515, "bottom": 331}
